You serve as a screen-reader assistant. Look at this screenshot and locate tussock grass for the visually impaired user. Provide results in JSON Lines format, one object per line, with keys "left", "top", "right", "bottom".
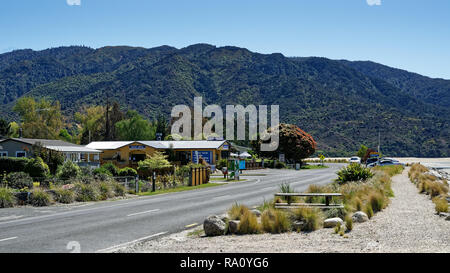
{"left": 74, "top": 183, "right": 100, "bottom": 202}
{"left": 432, "top": 197, "right": 448, "bottom": 213}
{"left": 53, "top": 187, "right": 75, "bottom": 204}
{"left": 228, "top": 203, "right": 250, "bottom": 221}
{"left": 292, "top": 207, "right": 323, "bottom": 231}
{"left": 29, "top": 188, "right": 52, "bottom": 207}
{"left": 345, "top": 214, "right": 353, "bottom": 231}
{"left": 261, "top": 208, "right": 291, "bottom": 233}
{"left": 238, "top": 210, "right": 261, "bottom": 234}
{"left": 0, "top": 187, "right": 16, "bottom": 208}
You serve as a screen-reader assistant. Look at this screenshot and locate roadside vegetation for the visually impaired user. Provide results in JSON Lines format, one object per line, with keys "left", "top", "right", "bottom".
{"left": 408, "top": 163, "right": 449, "bottom": 214}
{"left": 213, "top": 164, "right": 403, "bottom": 236}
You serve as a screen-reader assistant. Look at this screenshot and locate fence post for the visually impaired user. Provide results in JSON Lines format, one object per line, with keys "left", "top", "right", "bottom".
{"left": 152, "top": 171, "right": 156, "bottom": 192}
{"left": 135, "top": 176, "right": 139, "bottom": 193}
{"left": 125, "top": 177, "right": 128, "bottom": 190}
{"left": 189, "top": 167, "right": 193, "bottom": 186}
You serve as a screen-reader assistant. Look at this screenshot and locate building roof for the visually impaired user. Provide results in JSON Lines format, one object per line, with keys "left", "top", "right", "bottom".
{"left": 86, "top": 140, "right": 228, "bottom": 150}
{"left": 0, "top": 138, "right": 100, "bottom": 153}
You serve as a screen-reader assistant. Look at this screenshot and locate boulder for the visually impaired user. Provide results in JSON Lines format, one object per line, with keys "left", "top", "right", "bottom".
{"left": 323, "top": 217, "right": 344, "bottom": 228}
{"left": 219, "top": 213, "right": 229, "bottom": 223}
{"left": 352, "top": 211, "right": 369, "bottom": 223}
{"left": 203, "top": 215, "right": 226, "bottom": 236}
{"left": 438, "top": 212, "right": 449, "bottom": 218}
{"left": 446, "top": 215, "right": 450, "bottom": 221}
{"left": 251, "top": 209, "right": 262, "bottom": 217}
{"left": 228, "top": 220, "right": 240, "bottom": 234}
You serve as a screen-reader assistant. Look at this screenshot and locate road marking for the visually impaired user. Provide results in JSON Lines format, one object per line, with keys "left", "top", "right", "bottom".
{"left": 185, "top": 223, "right": 198, "bottom": 228}
{"left": 212, "top": 195, "right": 230, "bottom": 200}
{"left": 0, "top": 236, "right": 17, "bottom": 242}
{"left": 96, "top": 232, "right": 167, "bottom": 253}
{"left": 127, "top": 209, "right": 160, "bottom": 217}
{"left": 0, "top": 215, "right": 24, "bottom": 222}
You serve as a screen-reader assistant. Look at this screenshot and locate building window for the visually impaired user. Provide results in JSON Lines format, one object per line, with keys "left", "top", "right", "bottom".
{"left": 16, "top": 151, "right": 26, "bottom": 157}
{"left": 0, "top": 151, "right": 7, "bottom": 158}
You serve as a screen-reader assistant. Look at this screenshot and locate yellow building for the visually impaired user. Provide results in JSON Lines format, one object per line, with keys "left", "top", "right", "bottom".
{"left": 85, "top": 140, "right": 230, "bottom": 169}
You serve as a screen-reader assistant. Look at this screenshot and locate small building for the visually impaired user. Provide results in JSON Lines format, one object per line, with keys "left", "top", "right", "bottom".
{"left": 0, "top": 138, "right": 101, "bottom": 168}
{"left": 86, "top": 140, "right": 230, "bottom": 169}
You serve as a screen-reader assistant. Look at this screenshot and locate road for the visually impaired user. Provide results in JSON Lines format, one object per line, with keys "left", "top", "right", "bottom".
{"left": 0, "top": 164, "right": 343, "bottom": 253}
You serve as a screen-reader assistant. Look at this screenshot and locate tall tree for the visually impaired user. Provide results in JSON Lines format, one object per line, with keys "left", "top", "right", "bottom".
{"left": 75, "top": 105, "right": 106, "bottom": 144}
{"left": 115, "top": 110, "right": 156, "bottom": 141}
{"left": 0, "top": 118, "right": 10, "bottom": 137}
{"left": 155, "top": 112, "right": 169, "bottom": 140}
{"left": 13, "top": 97, "right": 64, "bottom": 139}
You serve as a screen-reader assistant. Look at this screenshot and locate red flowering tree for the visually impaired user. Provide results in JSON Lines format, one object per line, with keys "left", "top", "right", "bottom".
{"left": 251, "top": 123, "right": 316, "bottom": 163}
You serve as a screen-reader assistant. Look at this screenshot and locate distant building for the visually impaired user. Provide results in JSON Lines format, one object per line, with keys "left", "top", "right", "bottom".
{"left": 86, "top": 140, "right": 230, "bottom": 168}
{"left": 0, "top": 138, "right": 101, "bottom": 168}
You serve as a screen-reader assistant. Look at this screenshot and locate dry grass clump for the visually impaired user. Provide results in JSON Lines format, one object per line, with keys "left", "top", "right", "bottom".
{"left": 432, "top": 197, "right": 448, "bottom": 213}
{"left": 261, "top": 208, "right": 291, "bottom": 233}
{"left": 228, "top": 203, "right": 251, "bottom": 220}
{"left": 291, "top": 207, "right": 323, "bottom": 232}
{"left": 237, "top": 210, "right": 261, "bottom": 234}
{"left": 418, "top": 178, "right": 448, "bottom": 197}
{"left": 408, "top": 163, "right": 429, "bottom": 183}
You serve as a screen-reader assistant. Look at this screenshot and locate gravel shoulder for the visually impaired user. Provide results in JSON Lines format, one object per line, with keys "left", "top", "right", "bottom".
{"left": 117, "top": 168, "right": 450, "bottom": 253}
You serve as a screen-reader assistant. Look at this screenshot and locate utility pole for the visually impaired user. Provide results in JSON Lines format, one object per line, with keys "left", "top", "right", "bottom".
{"left": 378, "top": 129, "right": 381, "bottom": 154}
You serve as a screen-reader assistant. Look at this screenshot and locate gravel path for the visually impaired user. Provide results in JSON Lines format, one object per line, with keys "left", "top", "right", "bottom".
{"left": 117, "top": 168, "right": 450, "bottom": 253}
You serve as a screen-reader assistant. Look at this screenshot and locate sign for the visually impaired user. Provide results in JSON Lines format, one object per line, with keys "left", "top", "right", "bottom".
{"left": 192, "top": 151, "right": 213, "bottom": 164}
{"left": 279, "top": 153, "right": 285, "bottom": 162}
{"left": 129, "top": 145, "right": 146, "bottom": 150}
{"left": 222, "top": 144, "right": 229, "bottom": 150}
{"left": 239, "top": 160, "right": 246, "bottom": 170}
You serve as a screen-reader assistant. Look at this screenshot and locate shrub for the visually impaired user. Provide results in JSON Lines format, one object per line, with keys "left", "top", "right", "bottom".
{"left": 216, "top": 159, "right": 228, "bottom": 170}
{"left": 96, "top": 181, "right": 114, "bottom": 200}
{"left": 336, "top": 163, "right": 374, "bottom": 184}
{"left": 112, "top": 181, "right": 126, "bottom": 197}
{"left": 275, "top": 161, "right": 286, "bottom": 169}
{"left": 57, "top": 161, "right": 81, "bottom": 179}
{"left": 93, "top": 167, "right": 112, "bottom": 177}
{"left": 5, "top": 172, "right": 33, "bottom": 190}
{"left": 292, "top": 207, "right": 323, "bottom": 231}
{"left": 369, "top": 191, "right": 385, "bottom": 213}
{"left": 237, "top": 210, "right": 261, "bottom": 234}
{"left": 74, "top": 183, "right": 99, "bottom": 202}
{"left": 261, "top": 209, "right": 291, "bottom": 233}
{"left": 228, "top": 203, "right": 250, "bottom": 220}
{"left": 118, "top": 167, "right": 137, "bottom": 177}
{"left": 0, "top": 187, "right": 16, "bottom": 208}
{"left": 29, "top": 189, "right": 52, "bottom": 206}
{"left": 102, "top": 163, "right": 119, "bottom": 177}
{"left": 365, "top": 203, "right": 374, "bottom": 219}
{"left": 0, "top": 157, "right": 29, "bottom": 174}
{"left": 279, "top": 182, "right": 298, "bottom": 204}
{"left": 53, "top": 187, "right": 75, "bottom": 204}
{"left": 432, "top": 197, "right": 448, "bottom": 213}
{"left": 24, "top": 157, "right": 50, "bottom": 178}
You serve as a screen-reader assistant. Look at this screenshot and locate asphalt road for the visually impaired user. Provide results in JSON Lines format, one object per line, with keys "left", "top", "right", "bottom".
{"left": 0, "top": 164, "right": 343, "bottom": 253}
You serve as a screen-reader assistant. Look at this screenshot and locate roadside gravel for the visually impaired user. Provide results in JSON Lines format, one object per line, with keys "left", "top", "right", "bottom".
{"left": 116, "top": 168, "right": 450, "bottom": 253}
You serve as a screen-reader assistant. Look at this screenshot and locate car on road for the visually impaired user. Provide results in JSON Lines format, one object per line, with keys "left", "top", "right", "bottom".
{"left": 349, "top": 156, "right": 361, "bottom": 164}
{"left": 367, "top": 158, "right": 405, "bottom": 167}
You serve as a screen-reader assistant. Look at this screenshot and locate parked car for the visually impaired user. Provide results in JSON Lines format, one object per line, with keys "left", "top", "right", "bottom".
{"left": 365, "top": 157, "right": 379, "bottom": 166}
{"left": 349, "top": 156, "right": 361, "bottom": 164}
{"left": 367, "top": 158, "right": 405, "bottom": 167}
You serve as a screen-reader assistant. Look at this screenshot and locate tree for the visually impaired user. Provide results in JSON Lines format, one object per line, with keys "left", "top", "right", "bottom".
{"left": 138, "top": 151, "right": 172, "bottom": 171}
{"left": 0, "top": 118, "right": 10, "bottom": 137}
{"left": 155, "top": 112, "right": 169, "bottom": 140}
{"left": 357, "top": 145, "right": 369, "bottom": 161}
{"left": 75, "top": 105, "right": 106, "bottom": 144}
{"left": 13, "top": 97, "right": 64, "bottom": 139}
{"left": 251, "top": 123, "right": 316, "bottom": 163}
{"left": 115, "top": 110, "right": 156, "bottom": 140}
{"left": 8, "top": 122, "right": 20, "bottom": 138}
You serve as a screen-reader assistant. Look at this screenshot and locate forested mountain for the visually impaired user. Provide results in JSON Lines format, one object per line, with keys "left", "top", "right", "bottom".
{"left": 0, "top": 44, "right": 448, "bottom": 157}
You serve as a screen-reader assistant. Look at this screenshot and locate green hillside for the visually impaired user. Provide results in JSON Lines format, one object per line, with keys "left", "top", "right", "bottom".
{"left": 0, "top": 44, "right": 448, "bottom": 157}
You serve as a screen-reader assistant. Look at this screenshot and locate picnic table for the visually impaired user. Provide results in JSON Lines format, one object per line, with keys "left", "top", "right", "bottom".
{"left": 274, "top": 192, "right": 344, "bottom": 209}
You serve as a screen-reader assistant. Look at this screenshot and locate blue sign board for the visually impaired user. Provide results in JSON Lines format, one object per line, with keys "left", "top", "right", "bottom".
{"left": 129, "top": 145, "right": 146, "bottom": 150}
{"left": 192, "top": 151, "right": 213, "bottom": 164}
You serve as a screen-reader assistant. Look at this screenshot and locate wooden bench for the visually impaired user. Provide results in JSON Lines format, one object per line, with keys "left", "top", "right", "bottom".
{"left": 274, "top": 193, "right": 344, "bottom": 209}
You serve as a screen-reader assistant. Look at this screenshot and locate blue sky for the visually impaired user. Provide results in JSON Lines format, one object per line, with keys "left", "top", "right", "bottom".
{"left": 1, "top": 0, "right": 449, "bottom": 79}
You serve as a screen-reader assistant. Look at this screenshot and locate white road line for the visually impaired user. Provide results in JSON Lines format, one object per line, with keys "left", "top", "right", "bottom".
{"left": 211, "top": 195, "right": 230, "bottom": 200}
{"left": 126, "top": 209, "right": 160, "bottom": 217}
{"left": 0, "top": 236, "right": 18, "bottom": 242}
{"left": 95, "top": 232, "right": 167, "bottom": 253}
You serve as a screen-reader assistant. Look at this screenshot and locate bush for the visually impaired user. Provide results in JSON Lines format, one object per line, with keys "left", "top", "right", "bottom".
{"left": 102, "top": 163, "right": 119, "bottom": 177}
{"left": 336, "top": 163, "right": 374, "bottom": 184}
{"left": 345, "top": 214, "right": 353, "bottom": 231}
{"left": 292, "top": 207, "right": 323, "bottom": 231}
{"left": 57, "top": 161, "right": 81, "bottom": 179}
{"left": 24, "top": 157, "right": 50, "bottom": 178}
{"left": 96, "top": 181, "right": 114, "bottom": 200}
{"left": 112, "top": 182, "right": 126, "bottom": 197}
{"left": 365, "top": 203, "right": 374, "bottom": 219}
{"left": 279, "top": 182, "right": 298, "bottom": 203}
{"left": 369, "top": 191, "right": 386, "bottom": 213}
{"left": 0, "top": 187, "right": 16, "bottom": 208}
{"left": 261, "top": 208, "right": 291, "bottom": 233}
{"left": 5, "top": 172, "right": 33, "bottom": 190}
{"left": 53, "top": 187, "right": 75, "bottom": 204}
{"left": 118, "top": 167, "right": 137, "bottom": 177}
{"left": 29, "top": 189, "right": 52, "bottom": 206}
{"left": 237, "top": 210, "right": 261, "bottom": 234}
{"left": 74, "top": 183, "right": 99, "bottom": 202}
{"left": 0, "top": 157, "right": 29, "bottom": 174}
{"left": 216, "top": 159, "right": 228, "bottom": 170}
{"left": 228, "top": 203, "right": 250, "bottom": 220}
{"left": 432, "top": 197, "right": 448, "bottom": 213}
{"left": 275, "top": 161, "right": 286, "bottom": 169}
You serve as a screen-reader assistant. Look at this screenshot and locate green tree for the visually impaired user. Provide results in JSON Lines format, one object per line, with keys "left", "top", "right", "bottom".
{"left": 155, "top": 112, "right": 169, "bottom": 140}
{"left": 115, "top": 110, "right": 156, "bottom": 140}
{"left": 75, "top": 105, "right": 105, "bottom": 144}
{"left": 13, "top": 97, "right": 64, "bottom": 139}
{"left": 8, "top": 122, "right": 20, "bottom": 138}
{"left": 0, "top": 118, "right": 11, "bottom": 137}
{"left": 138, "top": 151, "right": 172, "bottom": 171}
{"left": 357, "top": 145, "right": 369, "bottom": 160}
